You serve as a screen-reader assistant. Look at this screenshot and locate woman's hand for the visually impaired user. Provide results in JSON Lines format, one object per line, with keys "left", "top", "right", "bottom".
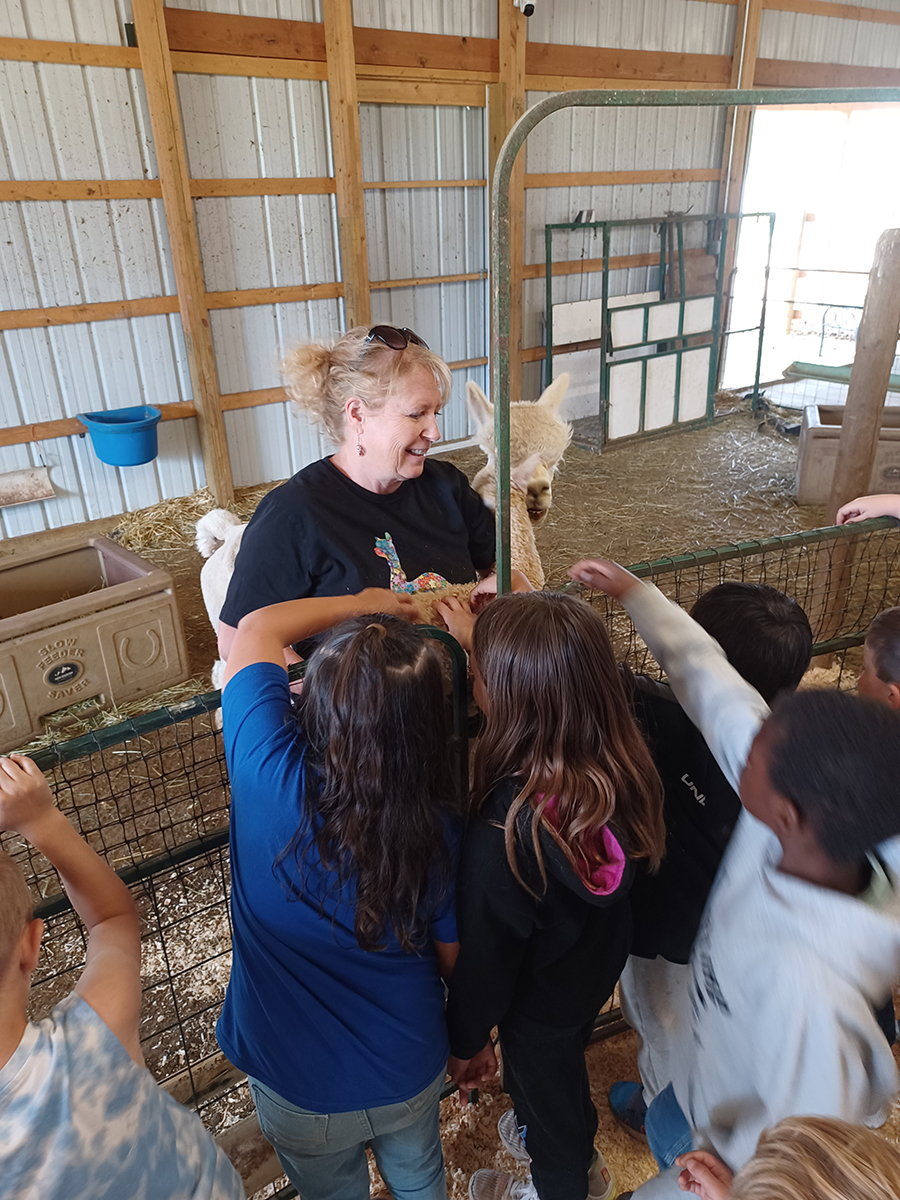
{"left": 354, "top": 588, "right": 418, "bottom": 622}
{"left": 469, "top": 570, "right": 534, "bottom": 614}
{"left": 435, "top": 596, "right": 476, "bottom": 654}
{"left": 675, "top": 1151, "right": 733, "bottom": 1200}
{"left": 836, "top": 494, "right": 900, "bottom": 525}
{"left": 448, "top": 1041, "right": 498, "bottom": 1106}
{"left": 568, "top": 558, "right": 640, "bottom": 601}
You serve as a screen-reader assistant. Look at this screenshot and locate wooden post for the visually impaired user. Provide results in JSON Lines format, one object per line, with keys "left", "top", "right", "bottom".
{"left": 828, "top": 229, "right": 900, "bottom": 521}
{"left": 323, "top": 0, "right": 371, "bottom": 328}
{"left": 808, "top": 229, "right": 900, "bottom": 656}
{"left": 490, "top": 0, "right": 526, "bottom": 401}
{"left": 717, "top": 0, "right": 762, "bottom": 355}
{"left": 131, "top": 0, "right": 234, "bottom": 506}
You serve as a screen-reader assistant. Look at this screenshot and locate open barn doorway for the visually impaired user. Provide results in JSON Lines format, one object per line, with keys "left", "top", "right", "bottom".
{"left": 722, "top": 105, "right": 900, "bottom": 404}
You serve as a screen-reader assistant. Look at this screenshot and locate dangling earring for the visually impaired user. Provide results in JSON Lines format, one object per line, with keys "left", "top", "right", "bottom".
{"left": 356, "top": 430, "right": 365, "bottom": 457}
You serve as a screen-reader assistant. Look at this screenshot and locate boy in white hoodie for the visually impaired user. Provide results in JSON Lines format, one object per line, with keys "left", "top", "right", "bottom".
{"left": 569, "top": 559, "right": 900, "bottom": 1200}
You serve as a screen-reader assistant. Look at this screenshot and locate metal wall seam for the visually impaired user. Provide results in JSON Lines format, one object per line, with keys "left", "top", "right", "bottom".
{"left": 758, "top": 7, "right": 900, "bottom": 65}
{"left": 525, "top": 0, "right": 734, "bottom": 56}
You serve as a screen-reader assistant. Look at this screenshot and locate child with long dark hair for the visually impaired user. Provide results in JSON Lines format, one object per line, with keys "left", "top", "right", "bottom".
{"left": 216, "top": 589, "right": 464, "bottom": 1200}
{"left": 438, "top": 591, "right": 666, "bottom": 1200}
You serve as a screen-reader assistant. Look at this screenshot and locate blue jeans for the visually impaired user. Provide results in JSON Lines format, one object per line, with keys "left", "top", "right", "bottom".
{"left": 247, "top": 1071, "right": 447, "bottom": 1200}
{"left": 645, "top": 1083, "right": 693, "bottom": 1170}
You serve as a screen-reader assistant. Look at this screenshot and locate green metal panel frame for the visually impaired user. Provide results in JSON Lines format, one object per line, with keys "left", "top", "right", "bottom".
{"left": 491, "top": 86, "right": 900, "bottom": 592}
{"left": 542, "top": 210, "right": 775, "bottom": 446}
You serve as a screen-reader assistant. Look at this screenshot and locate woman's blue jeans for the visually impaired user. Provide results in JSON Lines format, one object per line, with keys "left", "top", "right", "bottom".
{"left": 247, "top": 1070, "right": 447, "bottom": 1200}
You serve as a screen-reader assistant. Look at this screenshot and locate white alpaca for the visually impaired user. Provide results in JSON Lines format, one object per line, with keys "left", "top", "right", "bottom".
{"left": 196, "top": 374, "right": 572, "bottom": 682}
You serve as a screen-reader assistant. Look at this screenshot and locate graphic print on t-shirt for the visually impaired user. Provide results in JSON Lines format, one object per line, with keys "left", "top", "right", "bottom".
{"left": 374, "top": 532, "right": 450, "bottom": 593}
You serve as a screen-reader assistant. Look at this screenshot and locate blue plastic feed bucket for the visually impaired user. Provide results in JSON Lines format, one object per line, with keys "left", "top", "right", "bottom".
{"left": 79, "top": 405, "right": 162, "bottom": 467}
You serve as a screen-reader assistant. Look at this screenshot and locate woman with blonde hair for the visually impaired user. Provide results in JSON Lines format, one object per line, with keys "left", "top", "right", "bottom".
{"left": 673, "top": 1117, "right": 900, "bottom": 1200}
{"left": 218, "top": 326, "right": 497, "bottom": 661}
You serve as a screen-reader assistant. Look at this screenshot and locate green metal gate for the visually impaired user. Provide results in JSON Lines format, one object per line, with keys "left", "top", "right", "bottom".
{"left": 543, "top": 211, "right": 775, "bottom": 448}
{"left": 491, "top": 86, "right": 900, "bottom": 592}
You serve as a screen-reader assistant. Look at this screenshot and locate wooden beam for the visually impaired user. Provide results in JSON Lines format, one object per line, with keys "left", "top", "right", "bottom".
{"left": 163, "top": 8, "right": 498, "bottom": 75}
{"left": 206, "top": 282, "right": 344, "bottom": 308}
{"left": 493, "top": 0, "right": 526, "bottom": 404}
{"left": 524, "top": 167, "right": 722, "bottom": 189}
{"left": 525, "top": 75, "right": 726, "bottom": 92}
{"left": 164, "top": 9, "right": 326, "bottom": 60}
{"left": 0, "top": 180, "right": 163, "bottom": 202}
{"left": 191, "top": 177, "right": 334, "bottom": 197}
{"left": 525, "top": 42, "right": 732, "bottom": 85}
{"left": 523, "top": 247, "right": 707, "bottom": 281}
{"left": 356, "top": 78, "right": 485, "bottom": 106}
{"left": 369, "top": 271, "right": 487, "bottom": 291}
{"left": 0, "top": 296, "right": 179, "bottom": 331}
{"left": 0, "top": 403, "right": 196, "bottom": 448}
{"left": 762, "top": 0, "right": 900, "bottom": 26}
{"left": 0, "top": 176, "right": 486, "bottom": 204}
{"left": 322, "top": 0, "right": 370, "bottom": 328}
{"left": 0, "top": 36, "right": 139, "bottom": 68}
{"left": 363, "top": 178, "right": 486, "bottom": 190}
{"left": 755, "top": 58, "right": 900, "bottom": 88}
{"left": 169, "top": 49, "right": 326, "bottom": 80}
{"left": 132, "top": 0, "right": 234, "bottom": 506}
{"left": 356, "top": 64, "right": 497, "bottom": 85}
{"left": 718, "top": 0, "right": 763, "bottom": 372}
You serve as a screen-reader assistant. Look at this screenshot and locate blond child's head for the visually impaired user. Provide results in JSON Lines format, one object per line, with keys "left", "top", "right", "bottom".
{"left": 731, "top": 1116, "right": 900, "bottom": 1200}
{"left": 0, "top": 848, "right": 35, "bottom": 980}
{"left": 859, "top": 607, "right": 900, "bottom": 710}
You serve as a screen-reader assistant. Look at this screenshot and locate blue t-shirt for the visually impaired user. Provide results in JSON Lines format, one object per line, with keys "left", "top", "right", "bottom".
{"left": 216, "top": 662, "right": 458, "bottom": 1113}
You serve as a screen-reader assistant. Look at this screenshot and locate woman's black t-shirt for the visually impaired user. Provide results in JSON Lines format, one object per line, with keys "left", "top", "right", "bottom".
{"left": 220, "top": 457, "right": 496, "bottom": 636}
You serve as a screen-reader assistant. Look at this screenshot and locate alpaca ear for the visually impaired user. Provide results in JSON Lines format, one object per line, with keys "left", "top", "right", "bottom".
{"left": 467, "top": 381, "right": 493, "bottom": 429}
{"left": 536, "top": 372, "right": 569, "bottom": 413}
{"left": 511, "top": 452, "right": 545, "bottom": 493}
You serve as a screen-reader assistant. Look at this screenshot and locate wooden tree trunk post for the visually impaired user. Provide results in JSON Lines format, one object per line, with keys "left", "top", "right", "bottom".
{"left": 810, "top": 228, "right": 900, "bottom": 654}
{"left": 132, "top": 0, "right": 234, "bottom": 506}
{"left": 323, "top": 0, "right": 371, "bottom": 329}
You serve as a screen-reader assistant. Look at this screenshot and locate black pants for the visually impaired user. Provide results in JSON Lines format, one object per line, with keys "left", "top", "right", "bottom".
{"left": 875, "top": 996, "right": 897, "bottom": 1046}
{"left": 499, "top": 1011, "right": 598, "bottom": 1200}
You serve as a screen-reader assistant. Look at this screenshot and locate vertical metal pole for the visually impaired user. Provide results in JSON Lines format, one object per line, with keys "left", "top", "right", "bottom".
{"left": 752, "top": 213, "right": 775, "bottom": 410}
{"left": 600, "top": 224, "right": 612, "bottom": 446}
{"left": 545, "top": 225, "right": 554, "bottom": 392}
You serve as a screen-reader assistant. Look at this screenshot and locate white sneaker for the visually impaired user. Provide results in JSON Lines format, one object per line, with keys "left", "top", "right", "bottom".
{"left": 588, "top": 1148, "right": 617, "bottom": 1200}
{"left": 497, "top": 1110, "right": 530, "bottom": 1163}
{"left": 468, "top": 1169, "right": 539, "bottom": 1200}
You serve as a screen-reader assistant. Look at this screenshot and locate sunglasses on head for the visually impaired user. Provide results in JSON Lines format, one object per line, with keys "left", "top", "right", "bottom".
{"left": 364, "top": 325, "right": 429, "bottom": 351}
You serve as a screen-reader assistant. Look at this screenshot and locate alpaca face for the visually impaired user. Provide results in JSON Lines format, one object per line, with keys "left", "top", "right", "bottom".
{"left": 466, "top": 373, "right": 572, "bottom": 523}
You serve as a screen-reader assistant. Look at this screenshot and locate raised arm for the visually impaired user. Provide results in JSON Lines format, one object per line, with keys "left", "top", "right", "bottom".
{"left": 569, "top": 560, "right": 770, "bottom": 792}
{"left": 223, "top": 588, "right": 417, "bottom": 687}
{"left": 0, "top": 755, "right": 143, "bottom": 1064}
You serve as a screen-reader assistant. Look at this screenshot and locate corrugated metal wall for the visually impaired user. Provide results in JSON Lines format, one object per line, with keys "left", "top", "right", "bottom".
{"left": 759, "top": 0, "right": 900, "bottom": 68}
{"left": 4, "top": 0, "right": 900, "bottom": 534}
{"left": 0, "top": 0, "right": 207, "bottom": 539}
{"left": 522, "top": 100, "right": 726, "bottom": 398}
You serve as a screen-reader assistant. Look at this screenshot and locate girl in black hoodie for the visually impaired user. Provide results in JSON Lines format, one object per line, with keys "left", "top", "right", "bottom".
{"left": 438, "top": 591, "right": 665, "bottom": 1200}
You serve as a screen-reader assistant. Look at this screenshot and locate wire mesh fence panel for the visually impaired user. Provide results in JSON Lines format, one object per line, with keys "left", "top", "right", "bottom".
{"left": 0, "top": 700, "right": 228, "bottom": 901}
{"left": 9, "top": 516, "right": 899, "bottom": 1186}
{"left": 572, "top": 517, "right": 900, "bottom": 679}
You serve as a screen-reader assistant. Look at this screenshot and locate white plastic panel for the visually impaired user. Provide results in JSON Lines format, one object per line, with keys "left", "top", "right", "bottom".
{"left": 552, "top": 299, "right": 602, "bottom": 344}
{"left": 683, "top": 295, "right": 716, "bottom": 336}
{"left": 645, "top": 355, "right": 678, "bottom": 430}
{"left": 678, "top": 347, "right": 712, "bottom": 422}
{"left": 607, "top": 360, "right": 643, "bottom": 441}
{"left": 610, "top": 306, "right": 646, "bottom": 348}
{"left": 551, "top": 349, "right": 602, "bottom": 424}
{"left": 647, "top": 302, "right": 682, "bottom": 342}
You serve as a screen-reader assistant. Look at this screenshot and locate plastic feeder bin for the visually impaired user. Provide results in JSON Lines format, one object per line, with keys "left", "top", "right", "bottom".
{"left": 79, "top": 406, "right": 162, "bottom": 466}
